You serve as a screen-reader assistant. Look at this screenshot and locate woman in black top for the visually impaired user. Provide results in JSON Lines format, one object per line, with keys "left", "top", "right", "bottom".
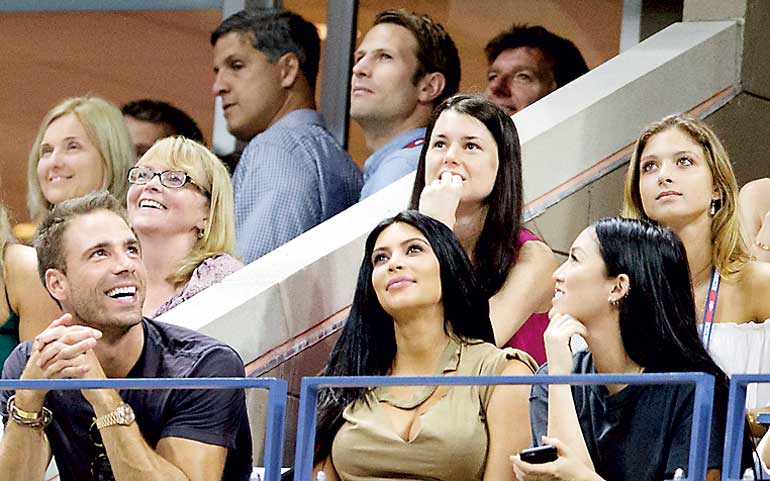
{"left": 513, "top": 217, "right": 750, "bottom": 481}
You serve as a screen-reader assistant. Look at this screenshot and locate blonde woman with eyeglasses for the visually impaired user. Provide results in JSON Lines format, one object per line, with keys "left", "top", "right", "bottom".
{"left": 126, "top": 137, "right": 242, "bottom": 317}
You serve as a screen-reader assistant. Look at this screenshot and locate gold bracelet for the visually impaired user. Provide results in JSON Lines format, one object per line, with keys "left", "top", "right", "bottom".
{"left": 757, "top": 241, "right": 770, "bottom": 252}
{"left": 7, "top": 395, "right": 52, "bottom": 429}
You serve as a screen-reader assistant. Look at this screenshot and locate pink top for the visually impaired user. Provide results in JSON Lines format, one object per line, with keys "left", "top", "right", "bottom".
{"left": 502, "top": 229, "right": 549, "bottom": 365}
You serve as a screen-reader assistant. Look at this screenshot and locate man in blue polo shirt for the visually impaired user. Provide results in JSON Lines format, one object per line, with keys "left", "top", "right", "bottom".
{"left": 352, "top": 9, "right": 461, "bottom": 199}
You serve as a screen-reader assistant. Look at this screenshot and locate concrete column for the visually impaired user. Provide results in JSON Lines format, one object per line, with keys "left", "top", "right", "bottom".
{"left": 683, "top": 0, "right": 747, "bottom": 21}
{"left": 620, "top": 0, "right": 683, "bottom": 51}
{"left": 684, "top": 0, "right": 770, "bottom": 101}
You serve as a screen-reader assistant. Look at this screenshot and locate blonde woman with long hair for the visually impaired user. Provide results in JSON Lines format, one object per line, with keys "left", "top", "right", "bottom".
{"left": 622, "top": 114, "right": 770, "bottom": 426}
{"left": 126, "top": 136, "right": 242, "bottom": 317}
{"left": 0, "top": 204, "right": 60, "bottom": 367}
{"left": 28, "top": 96, "right": 135, "bottom": 222}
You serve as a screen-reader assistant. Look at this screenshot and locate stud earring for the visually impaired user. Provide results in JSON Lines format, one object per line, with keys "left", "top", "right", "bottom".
{"left": 197, "top": 230, "right": 204, "bottom": 239}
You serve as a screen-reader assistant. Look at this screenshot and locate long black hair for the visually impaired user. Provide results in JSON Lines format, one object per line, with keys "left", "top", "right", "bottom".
{"left": 409, "top": 94, "right": 523, "bottom": 299}
{"left": 593, "top": 217, "right": 754, "bottom": 471}
{"left": 314, "top": 210, "right": 494, "bottom": 461}
{"left": 593, "top": 217, "right": 725, "bottom": 379}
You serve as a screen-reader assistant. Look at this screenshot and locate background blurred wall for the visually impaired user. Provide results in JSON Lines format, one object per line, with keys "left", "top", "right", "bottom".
{"left": 0, "top": 9, "right": 221, "bottom": 224}
{"left": 0, "top": 1, "right": 622, "bottom": 224}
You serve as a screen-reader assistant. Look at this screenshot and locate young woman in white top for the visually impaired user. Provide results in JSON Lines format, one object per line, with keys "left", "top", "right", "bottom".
{"left": 621, "top": 114, "right": 770, "bottom": 430}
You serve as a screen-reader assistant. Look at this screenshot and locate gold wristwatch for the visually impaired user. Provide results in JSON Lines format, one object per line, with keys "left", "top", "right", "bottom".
{"left": 95, "top": 403, "right": 135, "bottom": 430}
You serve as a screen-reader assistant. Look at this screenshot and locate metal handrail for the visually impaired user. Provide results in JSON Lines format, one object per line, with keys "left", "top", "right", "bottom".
{"left": 722, "top": 374, "right": 770, "bottom": 481}
{"left": 0, "top": 377, "right": 287, "bottom": 481}
{"left": 293, "top": 372, "right": 715, "bottom": 481}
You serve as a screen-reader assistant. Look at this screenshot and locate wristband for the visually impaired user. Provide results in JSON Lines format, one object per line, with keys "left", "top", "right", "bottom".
{"left": 7, "top": 395, "right": 52, "bottom": 429}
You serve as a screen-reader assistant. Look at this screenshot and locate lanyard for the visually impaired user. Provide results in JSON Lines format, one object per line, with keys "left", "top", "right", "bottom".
{"left": 701, "top": 269, "right": 721, "bottom": 349}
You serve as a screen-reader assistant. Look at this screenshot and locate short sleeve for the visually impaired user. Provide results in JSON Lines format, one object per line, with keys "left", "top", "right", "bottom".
{"left": 517, "top": 229, "right": 541, "bottom": 246}
{"left": 233, "top": 140, "right": 323, "bottom": 263}
{"left": 478, "top": 347, "right": 537, "bottom": 411}
{"left": 160, "top": 346, "right": 247, "bottom": 448}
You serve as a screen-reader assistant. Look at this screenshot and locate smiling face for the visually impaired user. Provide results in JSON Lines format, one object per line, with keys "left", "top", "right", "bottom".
{"left": 485, "top": 47, "right": 557, "bottom": 115}
{"left": 48, "top": 210, "right": 146, "bottom": 332}
{"left": 350, "top": 23, "right": 423, "bottom": 128}
{"left": 637, "top": 127, "right": 720, "bottom": 228}
{"left": 370, "top": 222, "right": 442, "bottom": 318}
{"left": 212, "top": 32, "right": 285, "bottom": 141}
{"left": 424, "top": 109, "right": 500, "bottom": 205}
{"left": 126, "top": 159, "right": 209, "bottom": 240}
{"left": 36, "top": 114, "right": 106, "bottom": 206}
{"left": 552, "top": 227, "right": 616, "bottom": 322}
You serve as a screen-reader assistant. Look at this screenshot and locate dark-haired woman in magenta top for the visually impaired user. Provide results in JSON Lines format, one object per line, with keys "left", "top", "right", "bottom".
{"left": 410, "top": 94, "right": 557, "bottom": 364}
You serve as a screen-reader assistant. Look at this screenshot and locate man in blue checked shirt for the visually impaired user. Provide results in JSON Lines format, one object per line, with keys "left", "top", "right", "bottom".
{"left": 211, "top": 9, "right": 362, "bottom": 264}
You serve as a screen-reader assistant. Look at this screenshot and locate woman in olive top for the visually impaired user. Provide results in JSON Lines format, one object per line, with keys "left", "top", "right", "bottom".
{"left": 314, "top": 211, "right": 535, "bottom": 481}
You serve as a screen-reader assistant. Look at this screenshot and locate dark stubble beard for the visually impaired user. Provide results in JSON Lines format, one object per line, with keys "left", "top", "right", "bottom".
{"left": 68, "top": 287, "right": 144, "bottom": 338}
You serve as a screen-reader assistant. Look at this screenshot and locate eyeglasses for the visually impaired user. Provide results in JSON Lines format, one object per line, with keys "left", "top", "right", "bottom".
{"left": 127, "top": 166, "right": 209, "bottom": 196}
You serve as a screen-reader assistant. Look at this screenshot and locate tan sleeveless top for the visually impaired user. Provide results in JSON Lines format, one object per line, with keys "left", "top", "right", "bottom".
{"left": 330, "top": 338, "right": 537, "bottom": 481}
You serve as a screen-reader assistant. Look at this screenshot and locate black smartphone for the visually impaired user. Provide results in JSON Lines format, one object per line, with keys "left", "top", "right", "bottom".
{"left": 519, "top": 445, "right": 558, "bottom": 464}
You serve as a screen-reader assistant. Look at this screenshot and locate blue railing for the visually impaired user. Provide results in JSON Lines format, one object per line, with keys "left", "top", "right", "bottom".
{"left": 292, "top": 373, "right": 715, "bottom": 481}
{"left": 0, "top": 377, "right": 287, "bottom": 481}
{"left": 723, "top": 374, "right": 770, "bottom": 481}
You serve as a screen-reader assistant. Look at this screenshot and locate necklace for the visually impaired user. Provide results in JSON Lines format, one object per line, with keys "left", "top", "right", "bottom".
{"left": 378, "top": 338, "right": 458, "bottom": 410}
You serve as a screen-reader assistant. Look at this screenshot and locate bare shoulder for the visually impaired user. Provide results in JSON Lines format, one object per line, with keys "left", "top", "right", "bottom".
{"left": 4, "top": 244, "right": 59, "bottom": 340}
{"left": 511, "top": 240, "right": 558, "bottom": 280}
{"left": 739, "top": 178, "right": 770, "bottom": 220}
{"left": 4, "top": 244, "right": 40, "bottom": 280}
{"left": 739, "top": 178, "right": 770, "bottom": 203}
{"left": 742, "top": 260, "right": 770, "bottom": 287}
{"left": 739, "top": 261, "right": 770, "bottom": 319}
{"left": 517, "top": 239, "right": 556, "bottom": 264}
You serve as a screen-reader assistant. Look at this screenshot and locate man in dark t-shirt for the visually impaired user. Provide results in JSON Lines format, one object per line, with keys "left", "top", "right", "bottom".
{"left": 0, "top": 192, "right": 251, "bottom": 481}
